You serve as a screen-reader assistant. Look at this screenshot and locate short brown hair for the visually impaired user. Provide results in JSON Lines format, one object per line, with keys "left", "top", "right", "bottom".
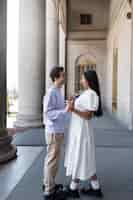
{"left": 50, "top": 66, "right": 64, "bottom": 82}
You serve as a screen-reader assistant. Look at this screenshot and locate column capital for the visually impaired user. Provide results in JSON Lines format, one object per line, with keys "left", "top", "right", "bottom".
{"left": 46, "top": 0, "right": 60, "bottom": 91}
{"left": 129, "top": 0, "right": 133, "bottom": 130}
{"left": 128, "top": 0, "right": 132, "bottom": 6}
{"left": 47, "top": 0, "right": 60, "bottom": 20}
{"left": 52, "top": 0, "right": 60, "bottom": 10}
{"left": 59, "top": 0, "right": 67, "bottom": 33}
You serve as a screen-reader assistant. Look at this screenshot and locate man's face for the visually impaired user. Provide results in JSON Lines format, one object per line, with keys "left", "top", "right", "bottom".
{"left": 56, "top": 71, "right": 65, "bottom": 86}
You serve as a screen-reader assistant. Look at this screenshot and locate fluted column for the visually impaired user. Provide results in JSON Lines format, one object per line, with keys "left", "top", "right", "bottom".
{"left": 128, "top": 0, "right": 133, "bottom": 130}
{"left": 59, "top": 0, "right": 67, "bottom": 67}
{"left": 15, "top": 0, "right": 45, "bottom": 128}
{"left": 0, "top": 0, "right": 17, "bottom": 164}
{"left": 45, "top": 0, "right": 59, "bottom": 91}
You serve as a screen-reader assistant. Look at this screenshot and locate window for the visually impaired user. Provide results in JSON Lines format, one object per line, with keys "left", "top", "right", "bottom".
{"left": 80, "top": 14, "right": 92, "bottom": 25}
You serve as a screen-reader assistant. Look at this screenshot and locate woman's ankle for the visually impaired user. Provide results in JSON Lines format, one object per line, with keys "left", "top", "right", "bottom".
{"left": 70, "top": 180, "right": 79, "bottom": 190}
{"left": 90, "top": 174, "right": 97, "bottom": 181}
{"left": 89, "top": 175, "right": 101, "bottom": 190}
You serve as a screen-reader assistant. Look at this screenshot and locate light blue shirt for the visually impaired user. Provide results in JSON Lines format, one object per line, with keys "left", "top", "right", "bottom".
{"left": 43, "top": 86, "right": 68, "bottom": 134}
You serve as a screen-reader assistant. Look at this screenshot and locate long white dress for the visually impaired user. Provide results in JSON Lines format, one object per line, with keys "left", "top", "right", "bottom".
{"left": 64, "top": 88, "right": 99, "bottom": 181}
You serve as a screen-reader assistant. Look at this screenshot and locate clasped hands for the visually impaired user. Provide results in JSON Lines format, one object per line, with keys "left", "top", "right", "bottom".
{"left": 65, "top": 97, "right": 74, "bottom": 112}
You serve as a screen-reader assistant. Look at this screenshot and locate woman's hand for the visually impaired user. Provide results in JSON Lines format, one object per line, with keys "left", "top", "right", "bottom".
{"left": 65, "top": 103, "right": 70, "bottom": 112}
{"left": 66, "top": 99, "right": 74, "bottom": 112}
{"left": 65, "top": 100, "right": 71, "bottom": 112}
{"left": 69, "top": 100, "right": 74, "bottom": 112}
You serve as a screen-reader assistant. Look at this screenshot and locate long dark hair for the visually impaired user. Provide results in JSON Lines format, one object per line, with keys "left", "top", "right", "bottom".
{"left": 84, "top": 70, "right": 103, "bottom": 117}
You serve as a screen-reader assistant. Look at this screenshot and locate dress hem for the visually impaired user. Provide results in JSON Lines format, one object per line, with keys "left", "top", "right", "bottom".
{"left": 64, "top": 167, "right": 96, "bottom": 181}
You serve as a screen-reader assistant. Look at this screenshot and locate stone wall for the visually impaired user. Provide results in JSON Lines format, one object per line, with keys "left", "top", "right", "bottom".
{"left": 106, "top": 0, "right": 132, "bottom": 127}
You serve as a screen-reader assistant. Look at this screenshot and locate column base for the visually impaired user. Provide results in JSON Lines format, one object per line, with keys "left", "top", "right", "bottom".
{"left": 127, "top": 112, "right": 133, "bottom": 131}
{"left": 14, "top": 114, "right": 43, "bottom": 128}
{"left": 0, "top": 131, "right": 17, "bottom": 164}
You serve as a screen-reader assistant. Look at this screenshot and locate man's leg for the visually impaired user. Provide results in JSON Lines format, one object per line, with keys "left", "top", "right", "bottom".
{"left": 43, "top": 133, "right": 64, "bottom": 195}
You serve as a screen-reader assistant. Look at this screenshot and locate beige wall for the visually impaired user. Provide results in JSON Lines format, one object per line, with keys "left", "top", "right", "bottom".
{"left": 106, "top": 0, "right": 132, "bottom": 127}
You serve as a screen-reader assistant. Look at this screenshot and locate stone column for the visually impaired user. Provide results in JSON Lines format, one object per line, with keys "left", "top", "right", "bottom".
{"left": 59, "top": 0, "right": 67, "bottom": 96}
{"left": 0, "top": 0, "right": 17, "bottom": 164}
{"left": 128, "top": 2, "right": 133, "bottom": 130}
{"left": 59, "top": 0, "right": 67, "bottom": 67}
{"left": 15, "top": 0, "right": 45, "bottom": 128}
{"left": 45, "top": 0, "right": 59, "bottom": 91}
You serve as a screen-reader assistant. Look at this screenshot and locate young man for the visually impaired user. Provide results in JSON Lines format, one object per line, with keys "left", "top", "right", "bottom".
{"left": 43, "top": 66, "right": 70, "bottom": 200}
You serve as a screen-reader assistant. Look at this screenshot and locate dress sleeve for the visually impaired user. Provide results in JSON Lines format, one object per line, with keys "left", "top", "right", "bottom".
{"left": 84, "top": 92, "right": 99, "bottom": 111}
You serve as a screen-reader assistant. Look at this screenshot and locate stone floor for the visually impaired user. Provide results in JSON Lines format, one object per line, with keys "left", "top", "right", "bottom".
{"left": 1, "top": 113, "right": 133, "bottom": 200}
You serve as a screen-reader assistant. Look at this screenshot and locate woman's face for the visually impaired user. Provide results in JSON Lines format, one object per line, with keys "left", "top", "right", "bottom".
{"left": 80, "top": 74, "right": 89, "bottom": 89}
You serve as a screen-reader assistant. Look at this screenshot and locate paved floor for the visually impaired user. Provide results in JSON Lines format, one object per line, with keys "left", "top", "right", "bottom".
{"left": 1, "top": 114, "right": 133, "bottom": 200}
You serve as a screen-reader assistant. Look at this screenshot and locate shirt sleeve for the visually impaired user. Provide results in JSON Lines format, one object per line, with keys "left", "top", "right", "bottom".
{"left": 84, "top": 92, "right": 99, "bottom": 111}
{"left": 43, "top": 90, "right": 67, "bottom": 121}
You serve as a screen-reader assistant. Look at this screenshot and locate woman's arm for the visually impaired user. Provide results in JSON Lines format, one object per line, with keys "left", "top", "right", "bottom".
{"left": 67, "top": 99, "right": 94, "bottom": 120}
{"left": 72, "top": 109, "right": 93, "bottom": 120}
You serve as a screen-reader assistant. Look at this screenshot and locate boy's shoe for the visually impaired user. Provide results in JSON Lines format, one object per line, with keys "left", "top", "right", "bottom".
{"left": 43, "top": 193, "right": 54, "bottom": 200}
{"left": 63, "top": 185, "right": 80, "bottom": 198}
{"left": 42, "top": 184, "right": 63, "bottom": 192}
{"left": 43, "top": 184, "right": 66, "bottom": 200}
{"left": 81, "top": 187, "right": 103, "bottom": 198}
{"left": 43, "top": 191, "right": 67, "bottom": 200}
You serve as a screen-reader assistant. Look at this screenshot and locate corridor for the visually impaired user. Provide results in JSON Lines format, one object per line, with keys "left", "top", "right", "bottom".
{"left": 1, "top": 114, "right": 133, "bottom": 200}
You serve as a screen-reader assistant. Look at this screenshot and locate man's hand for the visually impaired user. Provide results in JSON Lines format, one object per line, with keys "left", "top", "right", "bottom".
{"left": 65, "top": 101, "right": 71, "bottom": 112}
{"left": 65, "top": 99, "right": 74, "bottom": 112}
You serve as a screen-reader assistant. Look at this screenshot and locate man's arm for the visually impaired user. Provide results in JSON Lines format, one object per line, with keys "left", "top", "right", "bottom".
{"left": 43, "top": 91, "right": 67, "bottom": 121}
{"left": 47, "top": 108, "right": 67, "bottom": 120}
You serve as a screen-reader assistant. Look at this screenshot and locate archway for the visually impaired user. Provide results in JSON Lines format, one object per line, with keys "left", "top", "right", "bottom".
{"left": 75, "top": 54, "right": 97, "bottom": 93}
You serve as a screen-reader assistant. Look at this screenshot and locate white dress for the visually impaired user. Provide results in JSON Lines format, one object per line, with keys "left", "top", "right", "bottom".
{"left": 64, "top": 88, "right": 99, "bottom": 181}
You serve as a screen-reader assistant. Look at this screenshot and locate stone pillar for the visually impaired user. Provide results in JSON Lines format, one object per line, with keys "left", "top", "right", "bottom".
{"left": 59, "top": 0, "right": 67, "bottom": 96}
{"left": 15, "top": 0, "right": 45, "bottom": 128}
{"left": 129, "top": 2, "right": 133, "bottom": 130}
{"left": 45, "top": 0, "right": 59, "bottom": 91}
{"left": 0, "top": 0, "right": 17, "bottom": 164}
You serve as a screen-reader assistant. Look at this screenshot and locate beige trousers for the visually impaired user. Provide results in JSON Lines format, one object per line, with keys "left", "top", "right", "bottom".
{"left": 43, "top": 133, "right": 64, "bottom": 193}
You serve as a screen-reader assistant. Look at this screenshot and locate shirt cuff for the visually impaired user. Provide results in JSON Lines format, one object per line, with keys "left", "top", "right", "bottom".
{"left": 60, "top": 109, "right": 67, "bottom": 116}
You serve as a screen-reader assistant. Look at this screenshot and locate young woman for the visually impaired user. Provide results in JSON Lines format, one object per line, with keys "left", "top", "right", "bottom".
{"left": 64, "top": 70, "right": 103, "bottom": 198}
